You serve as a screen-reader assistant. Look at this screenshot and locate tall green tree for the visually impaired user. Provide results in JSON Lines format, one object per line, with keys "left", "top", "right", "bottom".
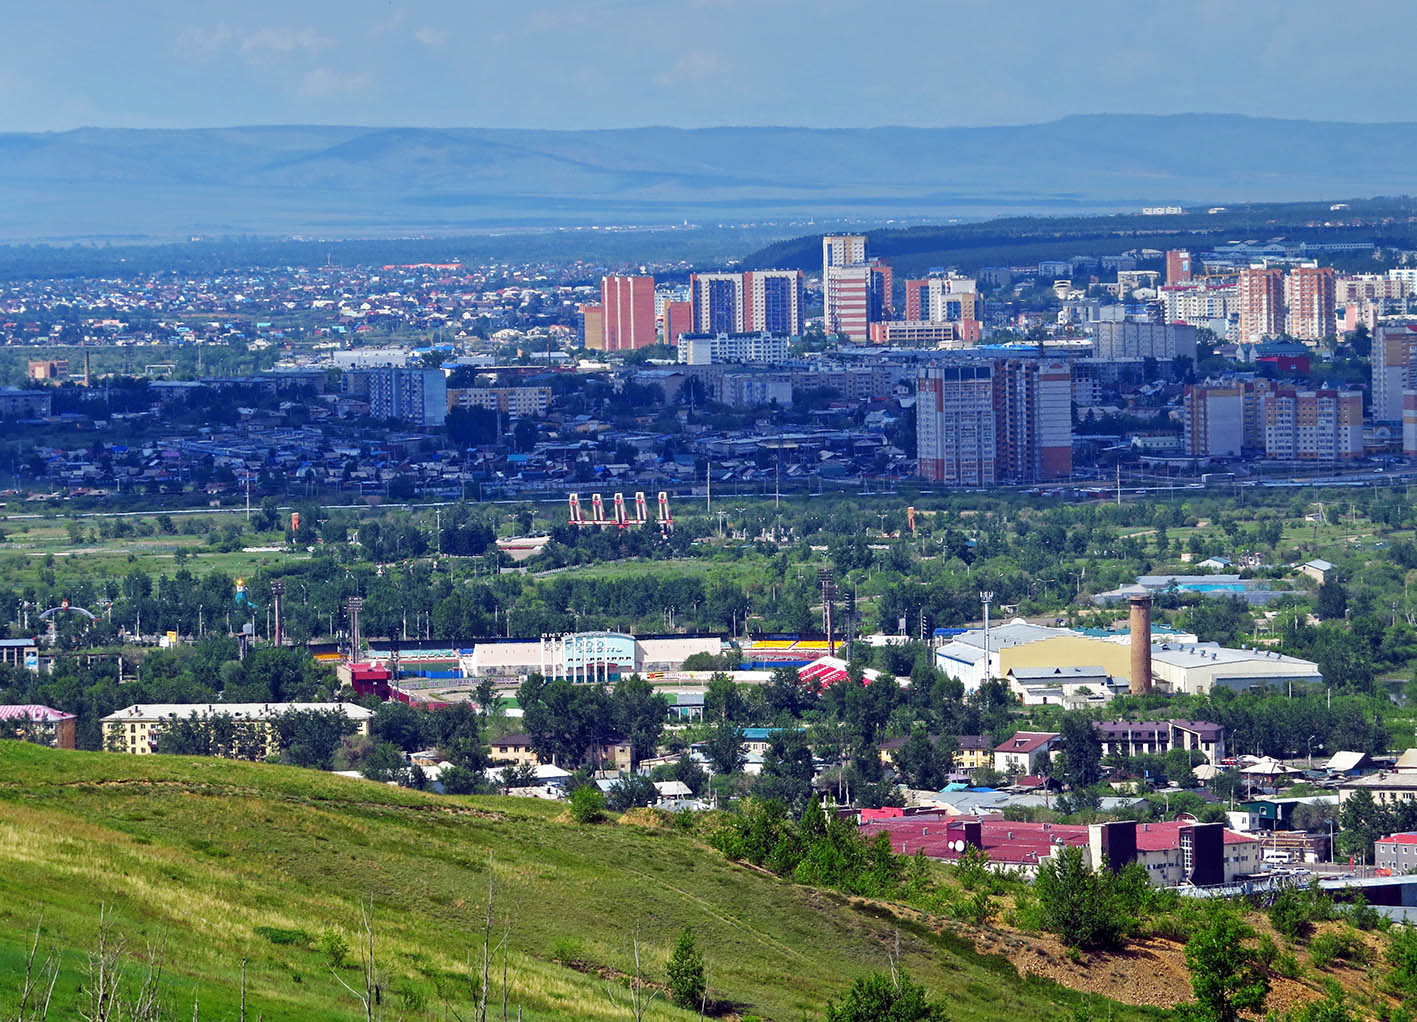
{"left": 665, "top": 926, "right": 706, "bottom": 1011}
{"left": 702, "top": 717, "right": 745, "bottom": 775}
{"left": 755, "top": 730, "right": 815, "bottom": 813}
{"left": 1056, "top": 712, "right": 1102, "bottom": 789}
{"left": 610, "top": 674, "right": 669, "bottom": 769}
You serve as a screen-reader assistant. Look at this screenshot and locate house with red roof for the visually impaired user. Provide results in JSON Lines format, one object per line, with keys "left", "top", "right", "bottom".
{"left": 0, "top": 704, "right": 76, "bottom": 749}
{"left": 1375, "top": 831, "right": 1417, "bottom": 874}
{"left": 993, "top": 731, "right": 1060, "bottom": 775}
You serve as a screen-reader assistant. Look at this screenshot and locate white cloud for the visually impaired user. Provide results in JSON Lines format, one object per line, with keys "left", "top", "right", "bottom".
{"left": 239, "top": 27, "right": 336, "bottom": 59}
{"left": 656, "top": 51, "right": 730, "bottom": 86}
{"left": 415, "top": 27, "right": 448, "bottom": 47}
{"left": 176, "top": 25, "right": 334, "bottom": 62}
{"left": 298, "top": 67, "right": 372, "bottom": 99}
{"left": 175, "top": 25, "right": 235, "bottom": 56}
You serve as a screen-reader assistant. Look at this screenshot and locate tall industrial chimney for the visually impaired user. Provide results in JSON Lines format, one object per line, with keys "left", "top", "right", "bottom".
{"left": 1128, "top": 593, "right": 1152, "bottom": 695}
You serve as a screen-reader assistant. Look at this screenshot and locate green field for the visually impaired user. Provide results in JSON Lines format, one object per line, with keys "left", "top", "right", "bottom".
{"left": 0, "top": 743, "right": 1159, "bottom": 1021}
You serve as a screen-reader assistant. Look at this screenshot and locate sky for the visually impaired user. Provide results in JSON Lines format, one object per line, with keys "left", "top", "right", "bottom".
{"left": 2, "top": 0, "right": 1413, "bottom": 132}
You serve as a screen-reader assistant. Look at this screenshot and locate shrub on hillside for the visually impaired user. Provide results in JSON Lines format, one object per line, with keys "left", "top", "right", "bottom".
{"left": 569, "top": 784, "right": 606, "bottom": 823}
{"left": 822, "top": 969, "right": 948, "bottom": 1022}
{"left": 1033, "top": 846, "right": 1147, "bottom": 950}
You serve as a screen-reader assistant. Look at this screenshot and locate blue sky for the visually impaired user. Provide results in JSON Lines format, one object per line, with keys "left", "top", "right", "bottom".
{"left": 2, "top": 0, "right": 1411, "bottom": 131}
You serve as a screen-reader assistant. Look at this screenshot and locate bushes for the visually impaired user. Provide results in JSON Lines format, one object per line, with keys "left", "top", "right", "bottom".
{"left": 709, "top": 796, "right": 910, "bottom": 901}
{"left": 569, "top": 785, "right": 606, "bottom": 823}
{"left": 822, "top": 969, "right": 949, "bottom": 1022}
{"left": 1268, "top": 885, "right": 1334, "bottom": 940}
{"left": 1386, "top": 925, "right": 1417, "bottom": 999}
{"left": 1308, "top": 928, "right": 1368, "bottom": 971}
{"left": 1033, "top": 847, "right": 1147, "bottom": 950}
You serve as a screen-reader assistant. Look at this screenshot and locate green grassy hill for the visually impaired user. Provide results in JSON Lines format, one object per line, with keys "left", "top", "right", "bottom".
{"left": 0, "top": 744, "right": 1159, "bottom": 1020}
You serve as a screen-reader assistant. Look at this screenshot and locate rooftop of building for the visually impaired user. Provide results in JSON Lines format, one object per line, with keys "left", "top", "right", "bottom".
{"left": 101, "top": 702, "right": 375, "bottom": 722}
{"left": 994, "top": 731, "right": 1060, "bottom": 754}
{"left": 0, "top": 704, "right": 74, "bottom": 722}
{"left": 1339, "top": 772, "right": 1417, "bottom": 790}
{"left": 1096, "top": 719, "right": 1225, "bottom": 739}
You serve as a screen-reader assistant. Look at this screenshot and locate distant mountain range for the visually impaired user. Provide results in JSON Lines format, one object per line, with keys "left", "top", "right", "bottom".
{"left": 3, "top": 114, "right": 1416, "bottom": 241}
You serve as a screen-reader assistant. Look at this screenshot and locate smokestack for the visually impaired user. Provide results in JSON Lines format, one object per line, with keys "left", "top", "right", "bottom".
{"left": 1129, "top": 593, "right": 1152, "bottom": 695}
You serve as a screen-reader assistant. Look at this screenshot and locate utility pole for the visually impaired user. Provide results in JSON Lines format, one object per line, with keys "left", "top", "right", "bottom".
{"left": 1116, "top": 464, "right": 1122, "bottom": 506}
{"left": 819, "top": 569, "right": 836, "bottom": 658}
{"left": 980, "top": 590, "right": 995, "bottom": 683}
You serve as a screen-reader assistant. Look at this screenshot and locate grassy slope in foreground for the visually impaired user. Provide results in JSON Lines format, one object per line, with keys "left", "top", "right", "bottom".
{"left": 0, "top": 744, "right": 1160, "bottom": 1021}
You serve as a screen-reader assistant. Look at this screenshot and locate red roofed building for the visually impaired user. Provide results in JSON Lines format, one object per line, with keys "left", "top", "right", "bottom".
{"left": 860, "top": 815, "right": 1259, "bottom": 886}
{"left": 0, "top": 704, "right": 76, "bottom": 748}
{"left": 993, "top": 731, "right": 1060, "bottom": 775}
{"left": 1375, "top": 831, "right": 1417, "bottom": 874}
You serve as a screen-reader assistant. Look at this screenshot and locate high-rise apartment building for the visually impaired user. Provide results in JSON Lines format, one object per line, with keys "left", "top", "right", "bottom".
{"left": 904, "top": 279, "right": 928, "bottom": 322}
{"left": 993, "top": 359, "right": 1073, "bottom": 482}
{"left": 868, "top": 260, "right": 893, "bottom": 325}
{"left": 689, "top": 270, "right": 804, "bottom": 337}
{"left": 1182, "top": 384, "right": 1244, "bottom": 457}
{"left": 1404, "top": 390, "right": 1417, "bottom": 458}
{"left": 749, "top": 269, "right": 806, "bottom": 335}
{"left": 601, "top": 275, "right": 656, "bottom": 351}
{"left": 1165, "top": 250, "right": 1194, "bottom": 286}
{"left": 1237, "top": 266, "right": 1286, "bottom": 344}
{"left": 917, "top": 364, "right": 997, "bottom": 485}
{"left": 1262, "top": 388, "right": 1363, "bottom": 461}
{"left": 822, "top": 235, "right": 873, "bottom": 342}
{"left": 1373, "top": 322, "right": 1417, "bottom": 421}
{"left": 822, "top": 234, "right": 867, "bottom": 276}
{"left": 579, "top": 303, "right": 604, "bottom": 351}
{"left": 1284, "top": 264, "right": 1336, "bottom": 342}
{"left": 824, "top": 264, "right": 871, "bottom": 341}
{"left": 366, "top": 367, "right": 447, "bottom": 427}
{"left": 662, "top": 300, "right": 693, "bottom": 347}
{"left": 917, "top": 358, "right": 1072, "bottom": 485}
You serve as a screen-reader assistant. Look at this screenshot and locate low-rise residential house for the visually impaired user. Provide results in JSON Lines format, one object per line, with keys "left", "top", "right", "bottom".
{"left": 1338, "top": 771, "right": 1417, "bottom": 809}
{"left": 1300, "top": 559, "right": 1336, "bottom": 583}
{"left": 489, "top": 732, "right": 538, "bottom": 766}
{"left": 993, "top": 732, "right": 1061, "bottom": 775}
{"left": 955, "top": 736, "right": 992, "bottom": 772}
{"left": 0, "top": 704, "right": 76, "bottom": 748}
{"left": 1374, "top": 831, "right": 1417, "bottom": 874}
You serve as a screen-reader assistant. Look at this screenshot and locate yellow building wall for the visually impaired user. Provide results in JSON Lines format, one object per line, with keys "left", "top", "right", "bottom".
{"left": 998, "top": 635, "right": 1133, "bottom": 684}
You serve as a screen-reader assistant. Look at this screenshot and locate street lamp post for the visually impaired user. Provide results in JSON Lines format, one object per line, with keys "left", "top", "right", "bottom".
{"left": 980, "top": 591, "right": 995, "bottom": 683}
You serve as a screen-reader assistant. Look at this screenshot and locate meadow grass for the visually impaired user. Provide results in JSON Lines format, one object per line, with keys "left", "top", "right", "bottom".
{"left": 0, "top": 743, "right": 1165, "bottom": 1021}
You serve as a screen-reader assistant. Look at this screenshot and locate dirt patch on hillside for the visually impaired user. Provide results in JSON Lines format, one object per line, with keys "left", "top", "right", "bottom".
{"left": 969, "top": 918, "right": 1389, "bottom": 1019}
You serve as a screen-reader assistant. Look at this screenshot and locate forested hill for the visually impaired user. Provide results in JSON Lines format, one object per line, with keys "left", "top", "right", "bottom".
{"left": 5, "top": 114, "right": 1417, "bottom": 240}
{"left": 739, "top": 197, "right": 1417, "bottom": 279}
